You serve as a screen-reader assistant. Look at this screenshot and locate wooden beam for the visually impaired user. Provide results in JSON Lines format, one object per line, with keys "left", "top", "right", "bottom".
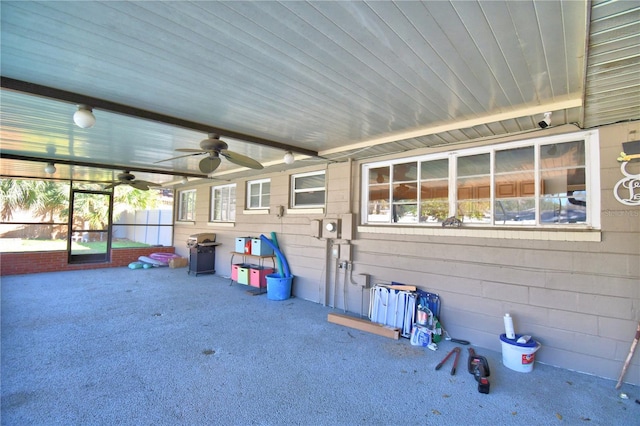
{"left": 328, "top": 313, "right": 400, "bottom": 340}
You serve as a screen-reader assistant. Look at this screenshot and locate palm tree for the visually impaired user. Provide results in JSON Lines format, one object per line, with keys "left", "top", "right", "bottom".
{"left": 0, "top": 179, "right": 31, "bottom": 221}
{"left": 0, "top": 179, "right": 70, "bottom": 239}
{"left": 31, "top": 180, "right": 70, "bottom": 223}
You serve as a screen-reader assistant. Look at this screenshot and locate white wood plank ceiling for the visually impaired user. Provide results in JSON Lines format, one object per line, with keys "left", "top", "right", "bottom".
{"left": 1, "top": 1, "right": 638, "bottom": 185}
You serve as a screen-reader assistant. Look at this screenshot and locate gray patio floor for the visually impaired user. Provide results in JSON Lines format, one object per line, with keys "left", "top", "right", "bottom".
{"left": 1, "top": 267, "right": 638, "bottom": 425}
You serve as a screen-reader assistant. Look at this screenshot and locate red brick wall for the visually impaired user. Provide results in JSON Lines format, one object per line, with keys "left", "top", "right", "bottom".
{"left": 0, "top": 247, "right": 176, "bottom": 276}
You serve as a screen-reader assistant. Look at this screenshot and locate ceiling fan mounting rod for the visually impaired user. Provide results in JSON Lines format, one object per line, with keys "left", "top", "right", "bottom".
{"left": 0, "top": 76, "right": 320, "bottom": 158}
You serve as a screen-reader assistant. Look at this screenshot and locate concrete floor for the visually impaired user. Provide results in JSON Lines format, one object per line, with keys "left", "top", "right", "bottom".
{"left": 1, "top": 267, "right": 638, "bottom": 425}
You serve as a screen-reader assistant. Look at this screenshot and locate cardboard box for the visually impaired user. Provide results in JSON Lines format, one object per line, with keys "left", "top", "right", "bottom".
{"left": 169, "top": 257, "right": 188, "bottom": 268}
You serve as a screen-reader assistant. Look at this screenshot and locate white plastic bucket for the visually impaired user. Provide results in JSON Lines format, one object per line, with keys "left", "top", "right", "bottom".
{"left": 500, "top": 334, "right": 541, "bottom": 373}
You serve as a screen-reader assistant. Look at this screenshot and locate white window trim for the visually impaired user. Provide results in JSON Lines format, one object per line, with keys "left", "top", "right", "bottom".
{"left": 246, "top": 178, "right": 270, "bottom": 210}
{"left": 357, "top": 224, "right": 601, "bottom": 242}
{"left": 177, "top": 189, "right": 196, "bottom": 222}
{"left": 242, "top": 209, "right": 270, "bottom": 215}
{"left": 291, "top": 170, "right": 326, "bottom": 208}
{"left": 361, "top": 130, "right": 600, "bottom": 232}
{"left": 210, "top": 183, "right": 236, "bottom": 223}
{"left": 286, "top": 207, "right": 324, "bottom": 215}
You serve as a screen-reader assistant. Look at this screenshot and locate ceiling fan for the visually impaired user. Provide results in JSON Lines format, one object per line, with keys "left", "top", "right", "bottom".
{"left": 156, "top": 133, "right": 264, "bottom": 174}
{"left": 104, "top": 171, "right": 160, "bottom": 191}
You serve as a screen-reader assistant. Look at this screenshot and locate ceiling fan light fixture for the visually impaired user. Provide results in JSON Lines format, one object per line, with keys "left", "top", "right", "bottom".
{"left": 73, "top": 104, "right": 96, "bottom": 128}
{"left": 44, "top": 162, "right": 56, "bottom": 174}
{"left": 283, "top": 151, "right": 295, "bottom": 164}
{"left": 157, "top": 134, "right": 263, "bottom": 173}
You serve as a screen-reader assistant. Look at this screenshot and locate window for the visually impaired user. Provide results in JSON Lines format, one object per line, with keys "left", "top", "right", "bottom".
{"left": 362, "top": 131, "right": 598, "bottom": 228}
{"left": 367, "top": 166, "right": 391, "bottom": 222}
{"left": 291, "top": 171, "right": 325, "bottom": 208}
{"left": 211, "top": 184, "right": 236, "bottom": 222}
{"left": 177, "top": 189, "right": 196, "bottom": 222}
{"left": 392, "top": 162, "right": 418, "bottom": 223}
{"left": 420, "top": 159, "right": 449, "bottom": 223}
{"left": 539, "top": 141, "right": 586, "bottom": 224}
{"left": 457, "top": 153, "right": 491, "bottom": 224}
{"left": 493, "top": 146, "right": 535, "bottom": 225}
{"left": 247, "top": 179, "right": 270, "bottom": 209}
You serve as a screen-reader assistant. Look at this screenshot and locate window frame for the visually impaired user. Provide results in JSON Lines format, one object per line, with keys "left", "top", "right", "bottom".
{"left": 361, "top": 130, "right": 600, "bottom": 229}
{"left": 210, "top": 183, "right": 236, "bottom": 223}
{"left": 246, "top": 178, "right": 271, "bottom": 210}
{"left": 177, "top": 189, "right": 196, "bottom": 222}
{"left": 291, "top": 170, "right": 326, "bottom": 208}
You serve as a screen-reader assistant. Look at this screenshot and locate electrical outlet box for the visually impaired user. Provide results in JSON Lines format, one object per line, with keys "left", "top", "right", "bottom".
{"left": 322, "top": 218, "right": 341, "bottom": 239}
{"left": 359, "top": 273, "right": 371, "bottom": 289}
{"left": 310, "top": 219, "right": 321, "bottom": 238}
{"left": 340, "top": 214, "right": 354, "bottom": 241}
{"left": 340, "top": 243, "right": 352, "bottom": 261}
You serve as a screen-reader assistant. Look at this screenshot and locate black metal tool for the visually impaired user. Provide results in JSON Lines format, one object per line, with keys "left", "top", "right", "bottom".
{"left": 435, "top": 347, "right": 461, "bottom": 375}
{"left": 468, "top": 348, "right": 491, "bottom": 394}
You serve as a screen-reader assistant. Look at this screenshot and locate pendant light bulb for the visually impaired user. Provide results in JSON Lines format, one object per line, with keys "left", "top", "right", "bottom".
{"left": 73, "top": 105, "right": 96, "bottom": 129}
{"left": 44, "top": 162, "right": 56, "bottom": 174}
{"left": 283, "top": 151, "right": 295, "bottom": 165}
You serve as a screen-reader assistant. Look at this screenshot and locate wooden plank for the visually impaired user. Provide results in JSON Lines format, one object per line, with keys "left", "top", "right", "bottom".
{"left": 379, "top": 284, "right": 417, "bottom": 292}
{"left": 327, "top": 313, "right": 400, "bottom": 340}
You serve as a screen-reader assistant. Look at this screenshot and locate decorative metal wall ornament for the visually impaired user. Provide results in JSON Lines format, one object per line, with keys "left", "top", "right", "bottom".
{"left": 613, "top": 152, "right": 640, "bottom": 206}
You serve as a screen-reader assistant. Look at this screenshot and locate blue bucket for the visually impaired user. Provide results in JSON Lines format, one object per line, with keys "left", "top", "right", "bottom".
{"left": 266, "top": 274, "right": 293, "bottom": 301}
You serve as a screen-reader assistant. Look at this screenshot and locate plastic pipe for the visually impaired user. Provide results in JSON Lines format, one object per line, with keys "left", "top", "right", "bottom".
{"left": 260, "top": 234, "right": 290, "bottom": 278}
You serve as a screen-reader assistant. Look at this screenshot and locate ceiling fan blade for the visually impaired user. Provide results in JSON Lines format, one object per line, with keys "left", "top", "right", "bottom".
{"left": 176, "top": 148, "right": 206, "bottom": 153}
{"left": 154, "top": 152, "right": 205, "bottom": 164}
{"left": 104, "top": 182, "right": 121, "bottom": 190}
{"left": 199, "top": 156, "right": 221, "bottom": 174}
{"left": 220, "top": 150, "right": 264, "bottom": 169}
{"left": 136, "top": 180, "right": 161, "bottom": 188}
{"left": 129, "top": 181, "right": 151, "bottom": 191}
